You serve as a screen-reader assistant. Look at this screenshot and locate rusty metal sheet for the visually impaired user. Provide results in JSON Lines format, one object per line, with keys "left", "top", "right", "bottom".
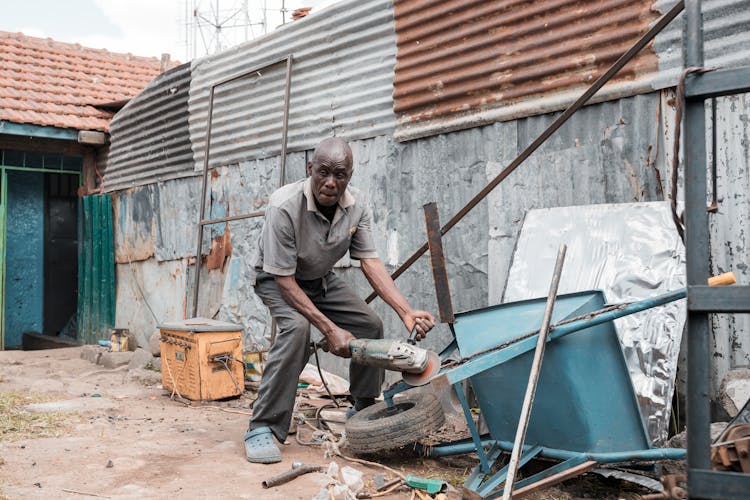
{"left": 423, "top": 202, "right": 454, "bottom": 324}
{"left": 113, "top": 186, "right": 156, "bottom": 263}
{"left": 393, "top": 0, "right": 659, "bottom": 141}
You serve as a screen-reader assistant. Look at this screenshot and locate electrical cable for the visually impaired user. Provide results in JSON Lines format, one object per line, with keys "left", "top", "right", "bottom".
{"left": 312, "top": 342, "right": 341, "bottom": 408}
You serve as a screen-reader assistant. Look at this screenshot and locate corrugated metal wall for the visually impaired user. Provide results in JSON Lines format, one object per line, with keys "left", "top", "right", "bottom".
{"left": 103, "top": 63, "right": 193, "bottom": 193}
{"left": 101, "top": 0, "right": 750, "bottom": 188}
{"left": 393, "top": 0, "right": 750, "bottom": 141}
{"left": 393, "top": 0, "right": 657, "bottom": 136}
{"left": 187, "top": 0, "right": 398, "bottom": 171}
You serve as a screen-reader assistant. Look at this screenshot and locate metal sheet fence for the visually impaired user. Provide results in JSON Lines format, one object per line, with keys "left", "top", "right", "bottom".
{"left": 77, "top": 194, "right": 115, "bottom": 344}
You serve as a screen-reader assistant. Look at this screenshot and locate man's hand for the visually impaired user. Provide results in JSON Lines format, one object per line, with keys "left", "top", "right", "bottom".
{"left": 403, "top": 310, "right": 435, "bottom": 341}
{"left": 325, "top": 326, "right": 356, "bottom": 358}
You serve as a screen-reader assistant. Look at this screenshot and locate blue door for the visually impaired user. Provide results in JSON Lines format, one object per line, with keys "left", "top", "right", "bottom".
{"left": 4, "top": 170, "right": 45, "bottom": 347}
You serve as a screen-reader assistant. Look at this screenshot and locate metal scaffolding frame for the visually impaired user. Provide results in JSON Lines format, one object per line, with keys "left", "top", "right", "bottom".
{"left": 683, "top": 1, "right": 750, "bottom": 497}
{"left": 191, "top": 54, "right": 293, "bottom": 318}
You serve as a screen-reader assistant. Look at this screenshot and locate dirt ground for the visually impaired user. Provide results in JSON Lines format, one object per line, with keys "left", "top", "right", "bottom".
{"left": 0, "top": 347, "right": 675, "bottom": 499}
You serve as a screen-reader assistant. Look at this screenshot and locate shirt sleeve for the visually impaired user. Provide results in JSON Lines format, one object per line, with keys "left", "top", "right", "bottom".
{"left": 260, "top": 205, "right": 297, "bottom": 276}
{"left": 349, "top": 204, "right": 380, "bottom": 260}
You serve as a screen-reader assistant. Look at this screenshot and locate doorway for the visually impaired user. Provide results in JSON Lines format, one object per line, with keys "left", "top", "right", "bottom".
{"left": 0, "top": 150, "right": 81, "bottom": 349}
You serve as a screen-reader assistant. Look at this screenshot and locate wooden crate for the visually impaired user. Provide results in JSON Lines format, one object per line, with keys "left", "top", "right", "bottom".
{"left": 159, "top": 318, "right": 244, "bottom": 401}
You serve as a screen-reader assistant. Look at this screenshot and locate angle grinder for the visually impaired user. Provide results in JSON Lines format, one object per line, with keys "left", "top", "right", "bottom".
{"left": 316, "top": 337, "right": 441, "bottom": 386}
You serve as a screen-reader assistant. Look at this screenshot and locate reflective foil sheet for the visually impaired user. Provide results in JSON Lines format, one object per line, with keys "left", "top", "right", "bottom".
{"left": 503, "top": 202, "right": 686, "bottom": 446}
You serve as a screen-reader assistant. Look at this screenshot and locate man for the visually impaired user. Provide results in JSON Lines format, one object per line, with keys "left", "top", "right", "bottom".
{"left": 244, "top": 137, "right": 435, "bottom": 464}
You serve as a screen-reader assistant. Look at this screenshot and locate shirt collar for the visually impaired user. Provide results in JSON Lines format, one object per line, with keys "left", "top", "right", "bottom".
{"left": 303, "top": 177, "right": 355, "bottom": 212}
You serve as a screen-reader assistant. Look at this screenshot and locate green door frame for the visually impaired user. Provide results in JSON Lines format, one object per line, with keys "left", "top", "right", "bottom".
{"left": 0, "top": 164, "right": 81, "bottom": 349}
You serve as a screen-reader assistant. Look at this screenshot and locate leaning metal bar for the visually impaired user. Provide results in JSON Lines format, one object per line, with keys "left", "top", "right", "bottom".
{"left": 423, "top": 439, "right": 687, "bottom": 462}
{"left": 502, "top": 245, "right": 566, "bottom": 500}
{"left": 192, "top": 83, "right": 216, "bottom": 317}
{"left": 431, "top": 289, "right": 686, "bottom": 388}
{"left": 364, "top": 0, "right": 685, "bottom": 304}
{"left": 191, "top": 55, "right": 292, "bottom": 317}
{"left": 684, "top": 0, "right": 712, "bottom": 483}
{"left": 279, "top": 55, "right": 293, "bottom": 187}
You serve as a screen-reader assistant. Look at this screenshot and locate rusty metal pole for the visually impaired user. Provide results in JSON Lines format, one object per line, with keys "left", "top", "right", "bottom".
{"left": 423, "top": 202, "right": 454, "bottom": 324}
{"left": 502, "top": 244, "right": 567, "bottom": 500}
{"left": 191, "top": 86, "right": 216, "bottom": 318}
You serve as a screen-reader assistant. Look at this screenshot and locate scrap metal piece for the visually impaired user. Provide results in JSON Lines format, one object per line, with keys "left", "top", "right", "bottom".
{"left": 262, "top": 462, "right": 323, "bottom": 488}
{"left": 423, "top": 202, "right": 454, "bottom": 324}
{"left": 712, "top": 424, "right": 750, "bottom": 473}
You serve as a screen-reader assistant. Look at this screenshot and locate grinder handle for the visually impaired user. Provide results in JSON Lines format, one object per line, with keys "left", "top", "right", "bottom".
{"left": 407, "top": 326, "right": 419, "bottom": 345}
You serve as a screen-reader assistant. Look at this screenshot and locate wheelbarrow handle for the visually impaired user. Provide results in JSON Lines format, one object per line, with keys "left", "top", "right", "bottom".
{"left": 432, "top": 272, "right": 738, "bottom": 388}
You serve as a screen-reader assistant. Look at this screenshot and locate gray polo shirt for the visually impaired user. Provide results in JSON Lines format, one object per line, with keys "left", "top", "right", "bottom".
{"left": 255, "top": 178, "right": 379, "bottom": 280}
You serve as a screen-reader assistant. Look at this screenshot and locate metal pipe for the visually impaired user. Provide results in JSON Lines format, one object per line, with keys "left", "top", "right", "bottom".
{"left": 278, "top": 54, "right": 293, "bottom": 188}
{"left": 365, "top": 0, "right": 685, "bottom": 304}
{"left": 262, "top": 463, "right": 323, "bottom": 488}
{"left": 191, "top": 85, "right": 216, "bottom": 317}
{"left": 421, "top": 439, "right": 687, "bottom": 462}
{"left": 200, "top": 211, "right": 265, "bottom": 225}
{"left": 684, "top": 0, "right": 712, "bottom": 476}
{"left": 503, "top": 245, "right": 566, "bottom": 500}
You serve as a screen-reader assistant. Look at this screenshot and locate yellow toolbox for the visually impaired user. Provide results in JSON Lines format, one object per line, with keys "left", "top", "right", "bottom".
{"left": 158, "top": 318, "right": 244, "bottom": 401}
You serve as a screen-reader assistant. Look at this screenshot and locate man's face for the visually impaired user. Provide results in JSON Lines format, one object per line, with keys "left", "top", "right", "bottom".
{"left": 307, "top": 156, "right": 352, "bottom": 207}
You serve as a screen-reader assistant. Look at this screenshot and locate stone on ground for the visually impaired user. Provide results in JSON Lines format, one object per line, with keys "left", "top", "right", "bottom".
{"left": 99, "top": 351, "right": 134, "bottom": 369}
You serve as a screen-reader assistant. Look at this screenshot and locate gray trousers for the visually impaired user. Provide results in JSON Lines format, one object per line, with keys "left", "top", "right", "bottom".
{"left": 250, "top": 271, "right": 384, "bottom": 442}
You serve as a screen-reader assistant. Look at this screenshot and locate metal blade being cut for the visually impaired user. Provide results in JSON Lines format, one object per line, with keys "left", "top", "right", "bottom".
{"left": 402, "top": 350, "right": 441, "bottom": 386}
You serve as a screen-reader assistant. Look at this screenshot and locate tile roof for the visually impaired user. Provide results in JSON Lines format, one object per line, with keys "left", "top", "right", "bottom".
{"left": 0, "top": 31, "right": 178, "bottom": 133}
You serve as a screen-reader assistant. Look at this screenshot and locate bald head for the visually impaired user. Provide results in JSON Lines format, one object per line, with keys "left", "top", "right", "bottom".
{"left": 311, "top": 137, "right": 352, "bottom": 169}
{"left": 307, "top": 137, "right": 354, "bottom": 208}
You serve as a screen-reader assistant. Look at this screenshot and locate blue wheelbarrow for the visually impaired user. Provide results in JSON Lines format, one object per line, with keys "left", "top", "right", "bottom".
{"left": 348, "top": 286, "right": 691, "bottom": 498}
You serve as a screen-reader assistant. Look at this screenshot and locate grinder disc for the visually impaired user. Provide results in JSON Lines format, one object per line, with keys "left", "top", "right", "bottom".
{"left": 402, "top": 350, "right": 441, "bottom": 386}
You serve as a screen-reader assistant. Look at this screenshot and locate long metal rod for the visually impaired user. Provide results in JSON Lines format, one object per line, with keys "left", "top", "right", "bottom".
{"left": 502, "top": 245, "right": 566, "bottom": 500}
{"left": 423, "top": 438, "right": 687, "bottom": 462}
{"left": 191, "top": 55, "right": 293, "bottom": 318}
{"left": 278, "top": 54, "right": 293, "bottom": 188}
{"left": 200, "top": 210, "right": 265, "bottom": 225}
{"left": 192, "top": 85, "right": 216, "bottom": 317}
{"left": 684, "top": 0, "right": 713, "bottom": 483}
{"left": 365, "top": 0, "right": 685, "bottom": 304}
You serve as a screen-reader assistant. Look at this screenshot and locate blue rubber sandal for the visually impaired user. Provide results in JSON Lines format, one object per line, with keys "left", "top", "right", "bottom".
{"left": 244, "top": 426, "right": 282, "bottom": 464}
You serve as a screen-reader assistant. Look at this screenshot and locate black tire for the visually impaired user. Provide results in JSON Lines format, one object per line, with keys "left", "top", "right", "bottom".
{"left": 345, "top": 391, "right": 445, "bottom": 454}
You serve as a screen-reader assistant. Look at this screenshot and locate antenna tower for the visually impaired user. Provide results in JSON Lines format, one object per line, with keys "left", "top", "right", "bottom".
{"left": 182, "top": 0, "right": 281, "bottom": 60}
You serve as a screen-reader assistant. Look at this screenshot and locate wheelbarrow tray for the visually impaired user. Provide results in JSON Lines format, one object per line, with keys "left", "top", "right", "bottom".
{"left": 453, "top": 289, "right": 650, "bottom": 454}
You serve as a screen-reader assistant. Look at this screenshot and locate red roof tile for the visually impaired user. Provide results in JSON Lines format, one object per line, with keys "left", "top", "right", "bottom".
{"left": 0, "top": 31, "right": 179, "bottom": 133}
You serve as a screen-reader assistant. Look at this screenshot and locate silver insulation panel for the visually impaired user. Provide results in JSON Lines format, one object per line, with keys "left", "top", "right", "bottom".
{"left": 504, "top": 202, "right": 686, "bottom": 446}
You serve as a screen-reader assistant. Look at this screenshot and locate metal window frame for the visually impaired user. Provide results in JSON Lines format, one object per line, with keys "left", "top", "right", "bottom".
{"left": 191, "top": 54, "right": 293, "bottom": 318}
{"left": 684, "top": 1, "right": 750, "bottom": 498}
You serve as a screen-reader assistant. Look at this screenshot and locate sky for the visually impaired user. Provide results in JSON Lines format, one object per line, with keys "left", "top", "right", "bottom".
{"left": 2, "top": 0, "right": 330, "bottom": 62}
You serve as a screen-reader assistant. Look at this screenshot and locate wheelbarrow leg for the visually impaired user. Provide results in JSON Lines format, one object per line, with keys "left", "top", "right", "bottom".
{"left": 454, "top": 382, "right": 492, "bottom": 473}
{"left": 465, "top": 442, "right": 503, "bottom": 491}
{"left": 476, "top": 445, "right": 543, "bottom": 498}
